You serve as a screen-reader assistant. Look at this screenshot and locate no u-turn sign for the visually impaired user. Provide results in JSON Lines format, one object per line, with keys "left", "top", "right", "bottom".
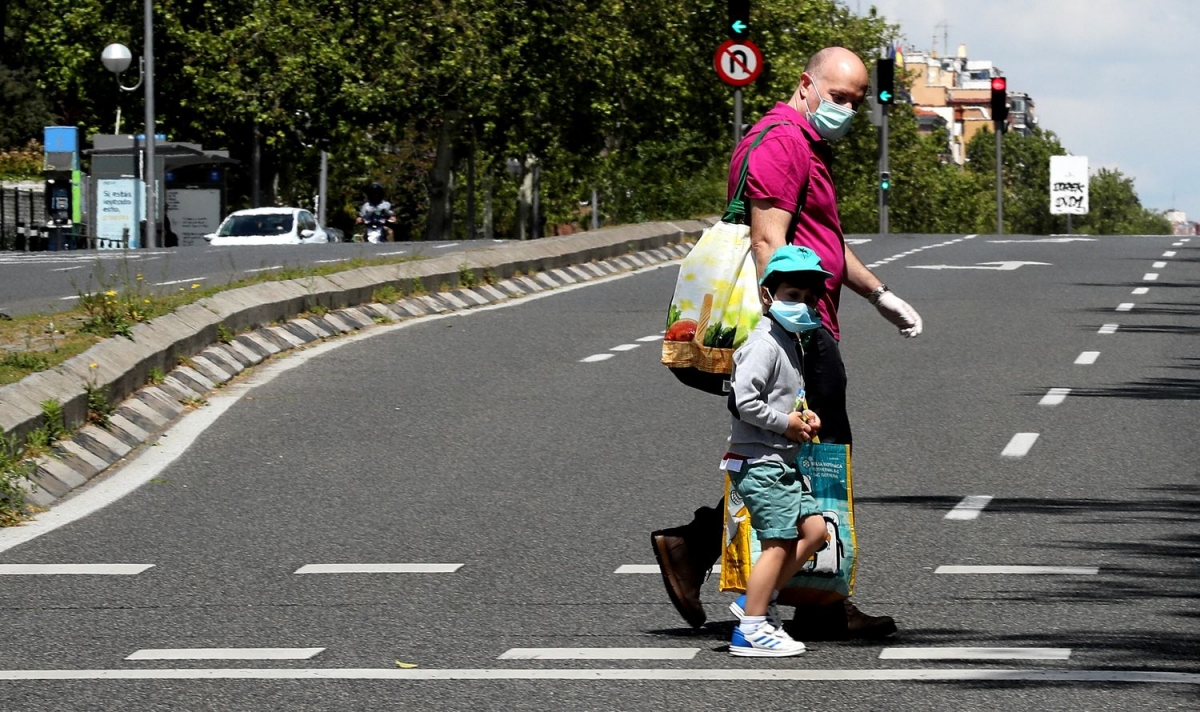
{"left": 714, "top": 39, "right": 763, "bottom": 87}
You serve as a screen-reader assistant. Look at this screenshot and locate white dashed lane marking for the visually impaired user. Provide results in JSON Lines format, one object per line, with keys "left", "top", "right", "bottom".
{"left": 1098, "top": 324, "right": 1119, "bottom": 335}
{"left": 1001, "top": 433, "right": 1039, "bottom": 458}
{"left": 1143, "top": 273, "right": 1159, "bottom": 281}
{"left": 864, "top": 234, "right": 978, "bottom": 269}
{"left": 584, "top": 332, "right": 665, "bottom": 362}
{"left": 0, "top": 564, "right": 154, "bottom": 575}
{"left": 1163, "top": 251, "right": 1176, "bottom": 257}
{"left": 1132, "top": 287, "right": 1149, "bottom": 295}
{"left": 244, "top": 266, "right": 283, "bottom": 273}
{"left": 945, "top": 495, "right": 993, "bottom": 520}
{"left": 936, "top": 565, "right": 1099, "bottom": 575}
{"left": 1075, "top": 351, "right": 1100, "bottom": 365}
{"left": 126, "top": 648, "right": 324, "bottom": 661}
{"left": 293, "top": 564, "right": 463, "bottom": 574}
{"left": 1115, "top": 303, "right": 1133, "bottom": 312}
{"left": 614, "top": 564, "right": 722, "bottom": 574}
{"left": 1039, "top": 388, "right": 1071, "bottom": 406}
{"left": 499, "top": 649, "right": 699, "bottom": 661}
{"left": 155, "top": 277, "right": 208, "bottom": 287}
{"left": 880, "top": 648, "right": 1071, "bottom": 661}
{"left": 1152, "top": 261, "right": 1167, "bottom": 269}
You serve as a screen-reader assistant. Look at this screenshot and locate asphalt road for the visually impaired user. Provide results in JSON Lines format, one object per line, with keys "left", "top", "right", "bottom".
{"left": 0, "top": 232, "right": 1196, "bottom": 710}
{"left": 0, "top": 239, "right": 509, "bottom": 317}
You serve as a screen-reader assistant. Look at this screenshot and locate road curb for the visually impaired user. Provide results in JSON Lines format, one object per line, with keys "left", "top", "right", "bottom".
{"left": 6, "top": 230, "right": 701, "bottom": 510}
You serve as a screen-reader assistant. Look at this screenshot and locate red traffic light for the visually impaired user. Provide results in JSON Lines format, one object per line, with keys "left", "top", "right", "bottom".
{"left": 991, "top": 77, "right": 1007, "bottom": 92}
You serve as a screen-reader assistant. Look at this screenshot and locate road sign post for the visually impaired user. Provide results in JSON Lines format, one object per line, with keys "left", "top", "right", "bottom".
{"left": 714, "top": 39, "right": 763, "bottom": 149}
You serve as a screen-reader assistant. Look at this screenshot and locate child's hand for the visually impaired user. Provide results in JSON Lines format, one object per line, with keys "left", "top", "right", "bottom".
{"left": 784, "top": 410, "right": 820, "bottom": 442}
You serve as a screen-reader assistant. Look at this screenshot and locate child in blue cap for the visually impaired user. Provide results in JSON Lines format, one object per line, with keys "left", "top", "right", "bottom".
{"left": 724, "top": 244, "right": 832, "bottom": 657}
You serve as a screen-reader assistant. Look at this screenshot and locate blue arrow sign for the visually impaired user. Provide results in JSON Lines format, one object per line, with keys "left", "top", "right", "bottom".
{"left": 879, "top": 90, "right": 892, "bottom": 102}
{"left": 731, "top": 20, "right": 747, "bottom": 34}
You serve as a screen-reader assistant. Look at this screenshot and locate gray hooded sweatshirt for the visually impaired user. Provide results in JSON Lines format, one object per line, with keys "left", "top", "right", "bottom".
{"left": 727, "top": 316, "right": 805, "bottom": 462}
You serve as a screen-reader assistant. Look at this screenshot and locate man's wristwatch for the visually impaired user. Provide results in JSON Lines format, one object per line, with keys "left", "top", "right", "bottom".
{"left": 867, "top": 284, "right": 890, "bottom": 305}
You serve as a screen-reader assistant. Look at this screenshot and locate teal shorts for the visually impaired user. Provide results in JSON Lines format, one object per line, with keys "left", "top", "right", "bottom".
{"left": 728, "top": 458, "right": 820, "bottom": 541}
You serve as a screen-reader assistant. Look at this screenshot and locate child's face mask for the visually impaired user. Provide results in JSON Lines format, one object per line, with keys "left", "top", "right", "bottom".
{"left": 765, "top": 291, "right": 822, "bottom": 333}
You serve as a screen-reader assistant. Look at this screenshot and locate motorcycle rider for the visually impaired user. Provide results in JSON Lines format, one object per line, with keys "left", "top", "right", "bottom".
{"left": 356, "top": 181, "right": 398, "bottom": 242}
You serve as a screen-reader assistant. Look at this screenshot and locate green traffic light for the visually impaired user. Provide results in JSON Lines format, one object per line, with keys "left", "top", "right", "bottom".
{"left": 881, "top": 180, "right": 890, "bottom": 190}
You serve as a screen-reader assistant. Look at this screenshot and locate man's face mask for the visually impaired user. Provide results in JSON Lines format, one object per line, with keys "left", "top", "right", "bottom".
{"left": 804, "top": 76, "right": 856, "bottom": 141}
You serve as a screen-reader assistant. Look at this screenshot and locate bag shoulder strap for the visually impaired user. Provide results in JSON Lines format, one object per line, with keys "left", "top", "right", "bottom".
{"left": 723, "top": 122, "right": 811, "bottom": 226}
{"left": 723, "top": 121, "right": 787, "bottom": 223}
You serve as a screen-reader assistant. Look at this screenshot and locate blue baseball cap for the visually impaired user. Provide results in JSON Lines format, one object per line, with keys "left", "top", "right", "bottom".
{"left": 759, "top": 245, "right": 833, "bottom": 285}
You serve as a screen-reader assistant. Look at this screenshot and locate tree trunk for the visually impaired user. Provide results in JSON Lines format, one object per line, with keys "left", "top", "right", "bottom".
{"left": 424, "top": 112, "right": 461, "bottom": 241}
{"left": 482, "top": 173, "right": 494, "bottom": 240}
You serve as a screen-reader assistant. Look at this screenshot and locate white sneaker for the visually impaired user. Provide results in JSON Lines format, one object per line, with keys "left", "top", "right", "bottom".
{"left": 730, "top": 623, "right": 807, "bottom": 657}
{"left": 729, "top": 594, "right": 783, "bottom": 629}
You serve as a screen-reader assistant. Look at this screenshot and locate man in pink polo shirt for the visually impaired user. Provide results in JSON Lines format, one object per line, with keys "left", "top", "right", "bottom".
{"left": 652, "top": 47, "right": 923, "bottom": 639}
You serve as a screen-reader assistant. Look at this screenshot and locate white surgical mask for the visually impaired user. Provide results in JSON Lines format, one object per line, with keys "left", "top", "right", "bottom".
{"left": 804, "top": 77, "right": 856, "bottom": 141}
{"left": 768, "top": 297, "right": 822, "bottom": 333}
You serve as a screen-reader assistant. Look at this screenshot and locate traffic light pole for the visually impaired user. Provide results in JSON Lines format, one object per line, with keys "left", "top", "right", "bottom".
{"left": 995, "top": 125, "right": 1003, "bottom": 235}
{"left": 879, "top": 104, "right": 889, "bottom": 235}
{"left": 733, "top": 88, "right": 744, "bottom": 147}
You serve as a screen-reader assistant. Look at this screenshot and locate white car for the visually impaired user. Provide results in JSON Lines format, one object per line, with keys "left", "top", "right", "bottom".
{"left": 205, "top": 207, "right": 333, "bottom": 246}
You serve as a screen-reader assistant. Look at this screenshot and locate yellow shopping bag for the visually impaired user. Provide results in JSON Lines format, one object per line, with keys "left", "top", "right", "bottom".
{"left": 719, "top": 442, "right": 857, "bottom": 607}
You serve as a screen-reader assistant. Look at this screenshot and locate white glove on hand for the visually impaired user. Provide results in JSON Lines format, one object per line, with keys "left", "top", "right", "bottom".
{"left": 874, "top": 291, "right": 923, "bottom": 338}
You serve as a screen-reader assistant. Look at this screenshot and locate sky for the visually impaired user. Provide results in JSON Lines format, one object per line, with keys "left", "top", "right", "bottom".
{"left": 863, "top": 0, "right": 1199, "bottom": 221}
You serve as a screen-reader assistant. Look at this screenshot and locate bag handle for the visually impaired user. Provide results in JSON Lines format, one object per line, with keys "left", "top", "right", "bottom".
{"left": 723, "top": 122, "right": 788, "bottom": 223}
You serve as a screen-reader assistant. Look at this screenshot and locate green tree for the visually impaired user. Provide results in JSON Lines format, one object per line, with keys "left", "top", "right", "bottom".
{"left": 1077, "top": 168, "right": 1171, "bottom": 235}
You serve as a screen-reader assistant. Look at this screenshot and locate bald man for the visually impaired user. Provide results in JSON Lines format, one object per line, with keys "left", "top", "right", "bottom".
{"left": 652, "top": 47, "right": 922, "bottom": 639}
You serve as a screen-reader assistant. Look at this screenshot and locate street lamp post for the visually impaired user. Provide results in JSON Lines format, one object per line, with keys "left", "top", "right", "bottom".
{"left": 100, "top": 3, "right": 156, "bottom": 248}
{"left": 143, "top": 0, "right": 157, "bottom": 249}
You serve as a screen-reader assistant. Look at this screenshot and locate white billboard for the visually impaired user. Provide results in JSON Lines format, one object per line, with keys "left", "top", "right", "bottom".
{"left": 1050, "top": 156, "right": 1088, "bottom": 215}
{"left": 167, "top": 189, "right": 222, "bottom": 247}
{"left": 96, "top": 179, "right": 145, "bottom": 248}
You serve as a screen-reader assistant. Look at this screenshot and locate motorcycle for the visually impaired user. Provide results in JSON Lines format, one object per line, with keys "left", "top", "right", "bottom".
{"left": 362, "top": 214, "right": 387, "bottom": 243}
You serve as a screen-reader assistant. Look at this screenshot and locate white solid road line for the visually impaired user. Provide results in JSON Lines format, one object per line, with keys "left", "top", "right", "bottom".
{"left": 635, "top": 334, "right": 663, "bottom": 342}
{"left": 610, "top": 344, "right": 639, "bottom": 352}
{"left": 243, "top": 265, "right": 283, "bottom": 273}
{"left": 1075, "top": 351, "right": 1100, "bottom": 365}
{"left": 1000, "top": 433, "right": 1039, "bottom": 458}
{"left": 879, "top": 648, "right": 1071, "bottom": 661}
{"left": 1098, "top": 324, "right": 1119, "bottom": 334}
{"left": 1163, "top": 251, "right": 1176, "bottom": 257}
{"left": 50, "top": 265, "right": 84, "bottom": 272}
{"left": 1115, "top": 303, "right": 1134, "bottom": 312}
{"left": 1132, "top": 287, "right": 1149, "bottom": 295}
{"left": 155, "top": 277, "right": 208, "bottom": 287}
{"left": 294, "top": 564, "right": 463, "bottom": 574}
{"left": 944, "top": 495, "right": 993, "bottom": 520}
{"left": 0, "top": 668, "right": 1192, "bottom": 684}
{"left": 498, "top": 648, "right": 700, "bottom": 661}
{"left": 614, "top": 564, "right": 722, "bottom": 574}
{"left": 314, "top": 258, "right": 349, "bottom": 264}
{"left": 0, "top": 564, "right": 153, "bottom": 575}
{"left": 936, "top": 565, "right": 1100, "bottom": 575}
{"left": 580, "top": 354, "right": 614, "bottom": 363}
{"left": 1039, "top": 388, "right": 1071, "bottom": 406}
{"left": 59, "top": 295, "right": 81, "bottom": 300}
{"left": 126, "top": 648, "right": 324, "bottom": 661}
{"left": 1152, "top": 261, "right": 1167, "bottom": 268}
{"left": 1143, "top": 272, "right": 1159, "bottom": 281}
